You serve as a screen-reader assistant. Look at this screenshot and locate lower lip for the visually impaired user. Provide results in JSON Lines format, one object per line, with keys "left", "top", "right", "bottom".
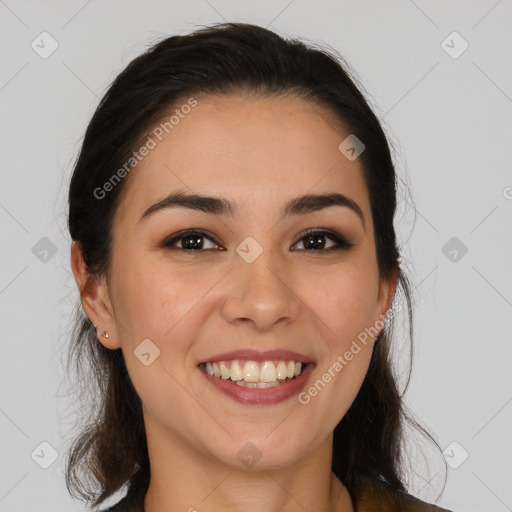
{"left": 198, "top": 363, "right": 315, "bottom": 405}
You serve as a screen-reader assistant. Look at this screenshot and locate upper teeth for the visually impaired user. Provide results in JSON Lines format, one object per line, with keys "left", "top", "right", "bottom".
{"left": 204, "top": 360, "right": 303, "bottom": 383}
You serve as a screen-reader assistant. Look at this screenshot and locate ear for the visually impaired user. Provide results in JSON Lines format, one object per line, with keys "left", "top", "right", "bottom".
{"left": 375, "top": 264, "right": 400, "bottom": 336}
{"left": 70, "top": 241, "right": 121, "bottom": 349}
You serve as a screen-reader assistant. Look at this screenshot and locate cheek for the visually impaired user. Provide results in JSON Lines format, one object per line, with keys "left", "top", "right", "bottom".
{"left": 113, "top": 247, "right": 380, "bottom": 371}
{"left": 307, "top": 261, "right": 379, "bottom": 344}
{"left": 112, "top": 257, "right": 211, "bottom": 424}
{"left": 302, "top": 258, "right": 378, "bottom": 406}
{"left": 111, "top": 251, "right": 209, "bottom": 341}
{"left": 302, "top": 269, "right": 377, "bottom": 424}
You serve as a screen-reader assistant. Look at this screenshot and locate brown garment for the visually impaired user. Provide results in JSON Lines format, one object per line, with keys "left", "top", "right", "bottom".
{"left": 351, "top": 475, "right": 454, "bottom": 511}
{"left": 101, "top": 479, "right": 454, "bottom": 511}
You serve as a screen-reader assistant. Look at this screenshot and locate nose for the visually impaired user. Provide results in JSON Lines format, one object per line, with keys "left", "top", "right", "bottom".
{"left": 221, "top": 245, "right": 301, "bottom": 331}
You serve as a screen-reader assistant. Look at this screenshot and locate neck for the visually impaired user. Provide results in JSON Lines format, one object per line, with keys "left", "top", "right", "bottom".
{"left": 141, "top": 414, "right": 354, "bottom": 512}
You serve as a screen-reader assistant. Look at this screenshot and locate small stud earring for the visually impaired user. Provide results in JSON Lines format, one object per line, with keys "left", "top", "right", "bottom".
{"left": 101, "top": 331, "right": 109, "bottom": 339}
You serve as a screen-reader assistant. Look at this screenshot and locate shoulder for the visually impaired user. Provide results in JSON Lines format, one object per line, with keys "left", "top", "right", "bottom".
{"left": 97, "top": 500, "right": 128, "bottom": 512}
{"left": 98, "top": 499, "right": 132, "bottom": 512}
{"left": 97, "top": 490, "right": 141, "bottom": 512}
{"left": 352, "top": 475, "right": 454, "bottom": 512}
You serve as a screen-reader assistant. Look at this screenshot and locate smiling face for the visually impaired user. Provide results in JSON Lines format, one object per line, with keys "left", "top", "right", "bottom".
{"left": 76, "top": 93, "right": 397, "bottom": 472}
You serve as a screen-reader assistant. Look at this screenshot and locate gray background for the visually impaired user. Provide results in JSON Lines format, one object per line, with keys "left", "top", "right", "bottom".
{"left": 1, "top": 1, "right": 511, "bottom": 511}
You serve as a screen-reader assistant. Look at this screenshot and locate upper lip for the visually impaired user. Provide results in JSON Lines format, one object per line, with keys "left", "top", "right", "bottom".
{"left": 197, "top": 349, "right": 316, "bottom": 365}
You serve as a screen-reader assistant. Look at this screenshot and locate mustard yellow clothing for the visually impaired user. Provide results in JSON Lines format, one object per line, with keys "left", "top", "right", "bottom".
{"left": 351, "top": 475, "right": 453, "bottom": 511}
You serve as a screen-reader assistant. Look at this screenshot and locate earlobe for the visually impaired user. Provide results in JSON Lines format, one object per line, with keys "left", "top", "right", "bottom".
{"left": 376, "top": 265, "right": 400, "bottom": 334}
{"left": 70, "top": 241, "right": 121, "bottom": 349}
{"left": 384, "top": 266, "right": 399, "bottom": 313}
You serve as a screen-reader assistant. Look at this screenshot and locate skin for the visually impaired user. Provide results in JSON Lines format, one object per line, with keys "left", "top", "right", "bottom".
{"left": 71, "top": 93, "right": 398, "bottom": 512}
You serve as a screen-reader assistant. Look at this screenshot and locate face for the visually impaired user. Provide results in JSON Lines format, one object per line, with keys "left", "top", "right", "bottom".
{"left": 75, "top": 93, "right": 396, "bottom": 471}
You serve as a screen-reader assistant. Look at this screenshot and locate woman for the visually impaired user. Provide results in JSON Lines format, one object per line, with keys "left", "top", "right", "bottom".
{"left": 66, "top": 22, "right": 454, "bottom": 511}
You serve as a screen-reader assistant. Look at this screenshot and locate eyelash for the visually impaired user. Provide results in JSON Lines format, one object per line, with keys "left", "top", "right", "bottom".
{"left": 161, "top": 228, "right": 354, "bottom": 253}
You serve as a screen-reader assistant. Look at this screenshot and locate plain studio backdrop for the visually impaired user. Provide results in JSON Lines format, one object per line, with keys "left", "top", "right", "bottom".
{"left": 1, "top": 1, "right": 511, "bottom": 511}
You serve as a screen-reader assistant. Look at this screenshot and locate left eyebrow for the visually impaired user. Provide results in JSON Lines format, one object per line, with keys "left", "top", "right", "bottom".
{"left": 139, "top": 190, "right": 365, "bottom": 230}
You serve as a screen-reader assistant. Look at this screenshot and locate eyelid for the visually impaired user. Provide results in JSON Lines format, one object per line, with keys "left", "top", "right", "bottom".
{"left": 161, "top": 229, "right": 221, "bottom": 249}
{"left": 161, "top": 227, "right": 354, "bottom": 252}
{"left": 292, "top": 227, "right": 354, "bottom": 250}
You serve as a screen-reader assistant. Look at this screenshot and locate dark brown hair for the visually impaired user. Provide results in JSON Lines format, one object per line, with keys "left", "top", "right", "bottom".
{"left": 66, "top": 21, "right": 443, "bottom": 509}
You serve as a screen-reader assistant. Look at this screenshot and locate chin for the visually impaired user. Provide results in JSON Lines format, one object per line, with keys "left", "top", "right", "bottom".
{"left": 211, "top": 433, "right": 309, "bottom": 472}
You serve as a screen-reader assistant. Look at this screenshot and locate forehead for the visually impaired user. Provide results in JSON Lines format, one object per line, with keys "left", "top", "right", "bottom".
{"left": 115, "top": 93, "right": 371, "bottom": 226}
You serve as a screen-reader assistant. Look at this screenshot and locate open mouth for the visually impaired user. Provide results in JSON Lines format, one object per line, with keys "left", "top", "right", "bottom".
{"left": 199, "top": 360, "right": 308, "bottom": 389}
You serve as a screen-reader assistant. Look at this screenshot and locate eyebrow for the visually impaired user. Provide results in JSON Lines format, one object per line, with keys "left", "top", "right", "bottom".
{"left": 139, "top": 190, "right": 365, "bottom": 229}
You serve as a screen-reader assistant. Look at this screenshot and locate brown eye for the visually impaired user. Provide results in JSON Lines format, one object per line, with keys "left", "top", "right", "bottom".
{"left": 292, "top": 229, "right": 354, "bottom": 252}
{"left": 161, "top": 228, "right": 353, "bottom": 253}
{"left": 162, "top": 230, "right": 221, "bottom": 251}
